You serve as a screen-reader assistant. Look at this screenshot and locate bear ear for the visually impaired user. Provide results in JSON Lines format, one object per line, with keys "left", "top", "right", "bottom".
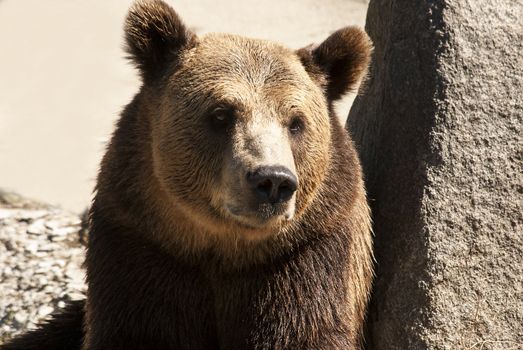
{"left": 124, "top": 0, "right": 196, "bottom": 81}
{"left": 297, "top": 26, "right": 372, "bottom": 101}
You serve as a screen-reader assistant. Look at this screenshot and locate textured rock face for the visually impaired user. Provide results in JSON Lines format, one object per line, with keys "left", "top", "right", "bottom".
{"left": 348, "top": 0, "right": 522, "bottom": 349}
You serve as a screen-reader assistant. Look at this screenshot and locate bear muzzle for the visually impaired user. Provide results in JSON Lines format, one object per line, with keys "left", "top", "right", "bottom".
{"left": 222, "top": 165, "right": 298, "bottom": 230}
{"left": 246, "top": 166, "right": 297, "bottom": 205}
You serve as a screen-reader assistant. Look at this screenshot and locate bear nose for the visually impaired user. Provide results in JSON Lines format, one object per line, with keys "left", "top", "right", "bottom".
{"left": 247, "top": 166, "right": 298, "bottom": 204}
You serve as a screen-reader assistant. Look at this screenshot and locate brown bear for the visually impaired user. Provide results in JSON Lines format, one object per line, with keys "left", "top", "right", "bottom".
{"left": 2, "top": 0, "right": 373, "bottom": 349}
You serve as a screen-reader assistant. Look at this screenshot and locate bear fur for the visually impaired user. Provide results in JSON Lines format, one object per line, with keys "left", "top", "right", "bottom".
{"left": 2, "top": 0, "right": 373, "bottom": 349}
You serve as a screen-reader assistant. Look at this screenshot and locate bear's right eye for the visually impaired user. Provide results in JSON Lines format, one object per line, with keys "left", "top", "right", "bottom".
{"left": 289, "top": 115, "right": 305, "bottom": 135}
{"left": 209, "top": 107, "right": 233, "bottom": 132}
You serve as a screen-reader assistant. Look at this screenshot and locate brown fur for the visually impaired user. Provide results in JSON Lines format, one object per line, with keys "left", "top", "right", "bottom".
{"left": 2, "top": 1, "right": 373, "bottom": 349}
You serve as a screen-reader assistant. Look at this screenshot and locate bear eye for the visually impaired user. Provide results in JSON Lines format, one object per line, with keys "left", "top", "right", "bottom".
{"left": 289, "top": 115, "right": 305, "bottom": 135}
{"left": 209, "top": 107, "right": 233, "bottom": 132}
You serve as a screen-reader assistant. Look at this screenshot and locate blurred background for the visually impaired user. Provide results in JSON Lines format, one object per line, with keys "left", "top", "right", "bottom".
{"left": 0, "top": 0, "right": 368, "bottom": 213}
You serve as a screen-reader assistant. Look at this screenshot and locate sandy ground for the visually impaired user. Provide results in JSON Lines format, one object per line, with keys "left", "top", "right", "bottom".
{"left": 0, "top": 0, "right": 368, "bottom": 213}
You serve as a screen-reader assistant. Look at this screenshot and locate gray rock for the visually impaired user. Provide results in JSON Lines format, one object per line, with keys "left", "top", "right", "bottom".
{"left": 24, "top": 241, "right": 39, "bottom": 255}
{"left": 26, "top": 220, "right": 47, "bottom": 235}
{"left": 0, "top": 190, "right": 51, "bottom": 210}
{"left": 348, "top": 0, "right": 523, "bottom": 349}
{"left": 0, "top": 209, "right": 15, "bottom": 221}
{"left": 16, "top": 210, "right": 48, "bottom": 223}
{"left": 0, "top": 192, "right": 86, "bottom": 343}
{"left": 37, "top": 305, "right": 54, "bottom": 318}
{"left": 3, "top": 240, "right": 15, "bottom": 251}
{"left": 12, "top": 313, "right": 28, "bottom": 328}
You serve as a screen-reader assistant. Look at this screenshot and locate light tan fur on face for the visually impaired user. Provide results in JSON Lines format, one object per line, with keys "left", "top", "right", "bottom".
{"left": 220, "top": 117, "right": 296, "bottom": 230}
{"left": 148, "top": 34, "right": 331, "bottom": 244}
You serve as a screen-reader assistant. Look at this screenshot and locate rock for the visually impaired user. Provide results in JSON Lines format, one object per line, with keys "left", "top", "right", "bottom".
{"left": 12, "top": 313, "right": 28, "bottom": 328}
{"left": 0, "top": 209, "right": 15, "bottom": 220}
{"left": 0, "top": 190, "right": 51, "bottom": 210}
{"left": 1, "top": 226, "right": 17, "bottom": 238}
{"left": 0, "top": 191, "right": 86, "bottom": 343}
{"left": 3, "top": 240, "right": 15, "bottom": 251}
{"left": 2, "top": 266, "right": 13, "bottom": 276}
{"left": 24, "top": 241, "right": 39, "bottom": 254}
{"left": 37, "top": 306, "right": 54, "bottom": 318}
{"left": 26, "top": 221, "right": 46, "bottom": 235}
{"left": 15, "top": 210, "right": 48, "bottom": 223}
{"left": 348, "top": 0, "right": 523, "bottom": 349}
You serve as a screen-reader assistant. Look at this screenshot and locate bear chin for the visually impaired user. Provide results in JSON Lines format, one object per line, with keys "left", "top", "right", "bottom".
{"left": 224, "top": 203, "right": 295, "bottom": 225}
{"left": 219, "top": 208, "right": 292, "bottom": 242}
{"left": 171, "top": 198, "right": 291, "bottom": 243}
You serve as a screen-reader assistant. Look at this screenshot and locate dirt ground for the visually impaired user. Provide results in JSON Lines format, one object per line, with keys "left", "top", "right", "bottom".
{"left": 0, "top": 0, "right": 368, "bottom": 212}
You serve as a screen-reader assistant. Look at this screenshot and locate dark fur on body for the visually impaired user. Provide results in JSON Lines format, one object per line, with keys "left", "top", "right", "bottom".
{"left": 2, "top": 1, "right": 373, "bottom": 349}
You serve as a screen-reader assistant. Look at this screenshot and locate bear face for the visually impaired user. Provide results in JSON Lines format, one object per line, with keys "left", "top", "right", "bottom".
{"left": 150, "top": 35, "right": 331, "bottom": 242}
{"left": 118, "top": 0, "right": 371, "bottom": 249}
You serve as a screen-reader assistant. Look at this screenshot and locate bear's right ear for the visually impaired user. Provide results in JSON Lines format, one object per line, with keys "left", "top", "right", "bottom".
{"left": 124, "top": 0, "right": 196, "bottom": 82}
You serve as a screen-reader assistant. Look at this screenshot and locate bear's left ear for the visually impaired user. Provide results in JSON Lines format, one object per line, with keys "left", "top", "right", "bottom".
{"left": 297, "top": 26, "right": 372, "bottom": 101}
{"left": 124, "top": 0, "right": 196, "bottom": 82}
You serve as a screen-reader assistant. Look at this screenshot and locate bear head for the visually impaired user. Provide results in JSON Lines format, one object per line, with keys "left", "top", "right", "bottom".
{"left": 121, "top": 0, "right": 372, "bottom": 246}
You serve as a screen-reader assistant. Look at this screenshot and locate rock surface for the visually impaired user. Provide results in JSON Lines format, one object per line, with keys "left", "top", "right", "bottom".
{"left": 349, "top": 0, "right": 522, "bottom": 349}
{"left": 0, "top": 190, "right": 86, "bottom": 344}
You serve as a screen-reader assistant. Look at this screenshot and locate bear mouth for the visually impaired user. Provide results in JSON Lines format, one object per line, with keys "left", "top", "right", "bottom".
{"left": 224, "top": 203, "right": 293, "bottom": 229}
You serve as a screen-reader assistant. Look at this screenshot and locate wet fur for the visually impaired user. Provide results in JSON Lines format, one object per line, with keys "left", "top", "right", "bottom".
{"left": 2, "top": 1, "right": 373, "bottom": 349}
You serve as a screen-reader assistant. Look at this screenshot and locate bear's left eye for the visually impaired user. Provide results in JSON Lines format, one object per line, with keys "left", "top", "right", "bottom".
{"left": 209, "top": 107, "right": 233, "bottom": 132}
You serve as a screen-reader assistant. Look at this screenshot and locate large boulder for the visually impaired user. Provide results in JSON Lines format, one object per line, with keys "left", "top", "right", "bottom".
{"left": 348, "top": 0, "right": 522, "bottom": 349}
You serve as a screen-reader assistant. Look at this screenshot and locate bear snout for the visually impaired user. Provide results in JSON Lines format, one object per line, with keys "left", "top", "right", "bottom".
{"left": 221, "top": 164, "right": 298, "bottom": 229}
{"left": 246, "top": 166, "right": 297, "bottom": 205}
